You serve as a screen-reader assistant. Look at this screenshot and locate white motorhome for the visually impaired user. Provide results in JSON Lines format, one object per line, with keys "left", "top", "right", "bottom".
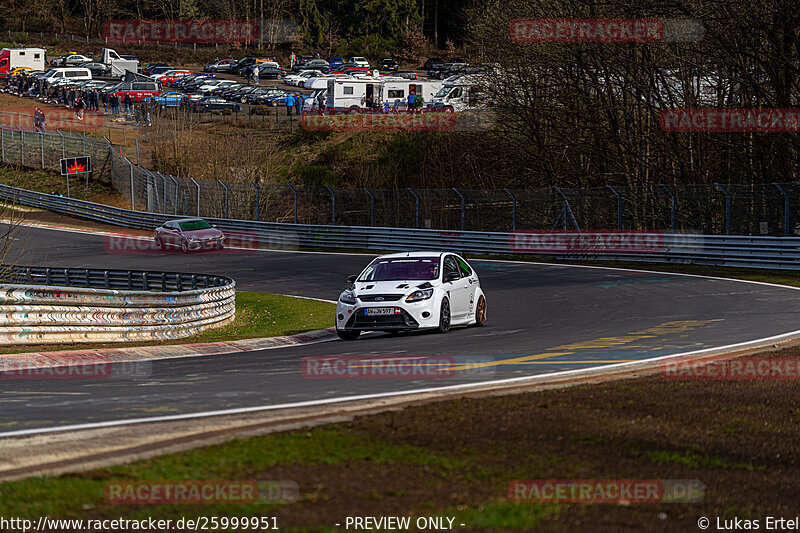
{"left": 431, "top": 74, "right": 488, "bottom": 112}
{"left": 100, "top": 48, "right": 138, "bottom": 77}
{"left": 325, "top": 78, "right": 443, "bottom": 111}
{"left": 0, "top": 48, "right": 46, "bottom": 78}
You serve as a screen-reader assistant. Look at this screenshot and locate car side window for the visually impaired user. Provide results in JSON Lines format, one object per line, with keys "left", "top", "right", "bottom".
{"left": 443, "top": 256, "right": 460, "bottom": 280}
{"left": 456, "top": 257, "right": 472, "bottom": 277}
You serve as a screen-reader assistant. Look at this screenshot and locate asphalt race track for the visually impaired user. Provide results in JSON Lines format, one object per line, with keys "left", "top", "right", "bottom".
{"left": 3, "top": 224, "right": 800, "bottom": 436}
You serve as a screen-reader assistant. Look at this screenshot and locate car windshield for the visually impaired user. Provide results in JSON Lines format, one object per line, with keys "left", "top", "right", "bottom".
{"left": 179, "top": 220, "right": 212, "bottom": 231}
{"left": 358, "top": 257, "right": 440, "bottom": 281}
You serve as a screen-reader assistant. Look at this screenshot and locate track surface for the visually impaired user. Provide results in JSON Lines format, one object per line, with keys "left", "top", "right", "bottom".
{"left": 3, "top": 224, "right": 800, "bottom": 435}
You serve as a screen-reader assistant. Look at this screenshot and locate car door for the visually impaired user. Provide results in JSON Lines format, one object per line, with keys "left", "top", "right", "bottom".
{"left": 442, "top": 255, "right": 471, "bottom": 321}
{"left": 455, "top": 255, "right": 479, "bottom": 318}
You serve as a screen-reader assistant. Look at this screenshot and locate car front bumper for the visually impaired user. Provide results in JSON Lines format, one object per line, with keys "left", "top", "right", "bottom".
{"left": 336, "top": 298, "right": 440, "bottom": 331}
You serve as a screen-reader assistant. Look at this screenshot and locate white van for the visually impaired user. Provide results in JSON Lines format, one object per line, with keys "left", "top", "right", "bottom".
{"left": 431, "top": 74, "right": 487, "bottom": 112}
{"left": 41, "top": 67, "right": 92, "bottom": 88}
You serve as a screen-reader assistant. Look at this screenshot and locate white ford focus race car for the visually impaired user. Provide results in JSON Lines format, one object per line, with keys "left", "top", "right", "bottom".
{"left": 335, "top": 252, "right": 487, "bottom": 340}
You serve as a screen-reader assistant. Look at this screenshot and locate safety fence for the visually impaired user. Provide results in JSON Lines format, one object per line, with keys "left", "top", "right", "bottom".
{"left": 3, "top": 183, "right": 800, "bottom": 271}
{"left": 0, "top": 264, "right": 235, "bottom": 345}
{"left": 2, "top": 125, "right": 800, "bottom": 236}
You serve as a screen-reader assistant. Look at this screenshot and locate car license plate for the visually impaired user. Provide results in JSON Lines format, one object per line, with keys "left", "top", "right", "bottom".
{"left": 365, "top": 307, "right": 394, "bottom": 316}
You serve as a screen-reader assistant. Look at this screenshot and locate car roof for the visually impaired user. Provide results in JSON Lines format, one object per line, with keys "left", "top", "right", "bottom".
{"left": 376, "top": 251, "right": 448, "bottom": 259}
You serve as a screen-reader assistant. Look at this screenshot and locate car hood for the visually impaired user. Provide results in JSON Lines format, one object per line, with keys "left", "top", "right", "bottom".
{"left": 182, "top": 228, "right": 224, "bottom": 239}
{"left": 353, "top": 280, "right": 435, "bottom": 295}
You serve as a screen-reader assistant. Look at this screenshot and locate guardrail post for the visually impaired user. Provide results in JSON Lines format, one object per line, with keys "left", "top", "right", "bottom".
{"left": 136, "top": 139, "right": 140, "bottom": 165}
{"left": 324, "top": 185, "right": 335, "bottom": 224}
{"left": 606, "top": 185, "right": 622, "bottom": 231}
{"left": 714, "top": 183, "right": 731, "bottom": 235}
{"left": 407, "top": 188, "right": 420, "bottom": 228}
{"left": 287, "top": 184, "right": 298, "bottom": 224}
{"left": 250, "top": 182, "right": 260, "bottom": 220}
{"left": 58, "top": 130, "right": 65, "bottom": 159}
{"left": 1, "top": 128, "right": 4, "bottom": 163}
{"left": 191, "top": 178, "right": 200, "bottom": 217}
{"left": 660, "top": 184, "right": 676, "bottom": 233}
{"left": 80, "top": 132, "right": 86, "bottom": 156}
{"left": 141, "top": 272, "right": 148, "bottom": 290}
{"left": 453, "top": 188, "right": 466, "bottom": 231}
{"left": 218, "top": 180, "right": 230, "bottom": 219}
{"left": 364, "top": 188, "right": 375, "bottom": 226}
{"left": 503, "top": 188, "right": 516, "bottom": 231}
{"left": 128, "top": 160, "right": 135, "bottom": 210}
{"left": 773, "top": 183, "right": 791, "bottom": 236}
{"left": 39, "top": 133, "right": 44, "bottom": 169}
{"left": 104, "top": 270, "right": 110, "bottom": 289}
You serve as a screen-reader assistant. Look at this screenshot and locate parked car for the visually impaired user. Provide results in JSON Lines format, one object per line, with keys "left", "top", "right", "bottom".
{"left": 348, "top": 57, "right": 370, "bottom": 68}
{"left": 146, "top": 91, "right": 186, "bottom": 108}
{"left": 211, "top": 82, "right": 245, "bottom": 96}
{"left": 392, "top": 71, "right": 418, "bottom": 80}
{"left": 197, "top": 79, "right": 238, "bottom": 94}
{"left": 79, "top": 62, "right": 111, "bottom": 77}
{"left": 295, "top": 70, "right": 323, "bottom": 87}
{"left": 379, "top": 58, "right": 399, "bottom": 72}
{"left": 423, "top": 58, "right": 445, "bottom": 71}
{"left": 50, "top": 54, "right": 91, "bottom": 67}
{"left": 204, "top": 59, "right": 236, "bottom": 72}
{"left": 147, "top": 66, "right": 175, "bottom": 78}
{"left": 233, "top": 56, "right": 272, "bottom": 75}
{"left": 257, "top": 90, "right": 304, "bottom": 107}
{"left": 190, "top": 96, "right": 242, "bottom": 112}
{"left": 328, "top": 56, "right": 344, "bottom": 69}
{"left": 142, "top": 63, "right": 169, "bottom": 76}
{"left": 247, "top": 87, "right": 284, "bottom": 104}
{"left": 106, "top": 80, "right": 160, "bottom": 103}
{"left": 228, "top": 86, "right": 259, "bottom": 103}
{"left": 329, "top": 66, "right": 372, "bottom": 77}
{"left": 175, "top": 74, "right": 211, "bottom": 89}
{"left": 154, "top": 69, "right": 193, "bottom": 83}
{"left": 154, "top": 218, "right": 225, "bottom": 253}
{"left": 292, "top": 59, "right": 329, "bottom": 73}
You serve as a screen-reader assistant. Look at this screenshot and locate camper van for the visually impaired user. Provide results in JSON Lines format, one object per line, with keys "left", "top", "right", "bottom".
{"left": 0, "top": 48, "right": 46, "bottom": 78}
{"left": 431, "top": 74, "right": 488, "bottom": 112}
{"left": 40, "top": 67, "right": 92, "bottom": 88}
{"left": 325, "top": 77, "right": 443, "bottom": 111}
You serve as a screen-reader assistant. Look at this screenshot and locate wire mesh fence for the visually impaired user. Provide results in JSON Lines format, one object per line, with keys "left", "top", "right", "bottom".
{"left": 3, "top": 125, "right": 800, "bottom": 236}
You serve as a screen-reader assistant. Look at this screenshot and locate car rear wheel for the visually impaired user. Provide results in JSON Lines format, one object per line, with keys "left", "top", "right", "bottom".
{"left": 337, "top": 329, "right": 360, "bottom": 340}
{"left": 474, "top": 295, "right": 487, "bottom": 326}
{"left": 436, "top": 298, "right": 451, "bottom": 333}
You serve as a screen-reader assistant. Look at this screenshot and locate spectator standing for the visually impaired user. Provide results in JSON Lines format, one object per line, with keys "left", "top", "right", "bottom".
{"left": 407, "top": 90, "right": 416, "bottom": 112}
{"left": 74, "top": 96, "right": 85, "bottom": 120}
{"left": 102, "top": 91, "right": 108, "bottom": 113}
{"left": 285, "top": 93, "right": 295, "bottom": 117}
{"left": 253, "top": 66, "right": 260, "bottom": 86}
{"left": 124, "top": 93, "right": 133, "bottom": 114}
{"left": 295, "top": 93, "right": 302, "bottom": 115}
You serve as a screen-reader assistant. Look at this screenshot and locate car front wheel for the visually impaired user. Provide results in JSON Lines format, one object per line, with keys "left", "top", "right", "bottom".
{"left": 436, "top": 298, "right": 451, "bottom": 333}
{"left": 337, "top": 329, "right": 360, "bottom": 340}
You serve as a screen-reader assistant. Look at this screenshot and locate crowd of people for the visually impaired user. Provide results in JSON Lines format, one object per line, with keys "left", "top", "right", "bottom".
{"left": 4, "top": 71, "right": 153, "bottom": 129}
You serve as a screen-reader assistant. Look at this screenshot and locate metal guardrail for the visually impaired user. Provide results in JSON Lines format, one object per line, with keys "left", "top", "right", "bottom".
{"left": 3, "top": 183, "right": 800, "bottom": 271}
{"left": 0, "top": 263, "right": 235, "bottom": 345}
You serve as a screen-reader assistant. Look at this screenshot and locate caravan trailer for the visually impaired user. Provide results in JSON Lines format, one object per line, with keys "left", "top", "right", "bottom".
{"left": 431, "top": 74, "right": 488, "bottom": 112}
{"left": 325, "top": 77, "right": 443, "bottom": 111}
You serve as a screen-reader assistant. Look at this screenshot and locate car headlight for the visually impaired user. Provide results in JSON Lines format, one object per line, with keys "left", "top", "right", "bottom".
{"left": 406, "top": 288, "right": 434, "bottom": 303}
{"left": 188, "top": 238, "right": 200, "bottom": 242}
{"left": 339, "top": 289, "right": 356, "bottom": 305}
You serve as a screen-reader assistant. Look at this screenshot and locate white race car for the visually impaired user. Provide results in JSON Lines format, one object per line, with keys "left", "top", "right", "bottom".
{"left": 335, "top": 252, "right": 487, "bottom": 340}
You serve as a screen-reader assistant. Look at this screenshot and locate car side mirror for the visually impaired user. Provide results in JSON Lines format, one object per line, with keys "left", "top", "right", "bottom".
{"left": 445, "top": 272, "right": 460, "bottom": 283}
{"left": 347, "top": 275, "right": 357, "bottom": 283}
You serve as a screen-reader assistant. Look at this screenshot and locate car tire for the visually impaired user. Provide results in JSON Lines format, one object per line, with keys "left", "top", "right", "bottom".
{"left": 337, "top": 329, "right": 360, "bottom": 340}
{"left": 474, "top": 295, "right": 487, "bottom": 326}
{"left": 436, "top": 298, "right": 451, "bottom": 333}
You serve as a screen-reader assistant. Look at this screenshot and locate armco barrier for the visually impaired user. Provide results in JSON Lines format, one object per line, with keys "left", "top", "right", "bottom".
{"left": 0, "top": 265, "right": 235, "bottom": 345}
{"left": 2, "top": 184, "right": 800, "bottom": 270}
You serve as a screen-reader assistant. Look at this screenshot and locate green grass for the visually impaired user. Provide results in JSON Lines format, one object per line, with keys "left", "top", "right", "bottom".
{"left": 0, "top": 427, "right": 461, "bottom": 519}
{"left": 192, "top": 291, "right": 333, "bottom": 342}
{"left": 0, "top": 291, "right": 335, "bottom": 354}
